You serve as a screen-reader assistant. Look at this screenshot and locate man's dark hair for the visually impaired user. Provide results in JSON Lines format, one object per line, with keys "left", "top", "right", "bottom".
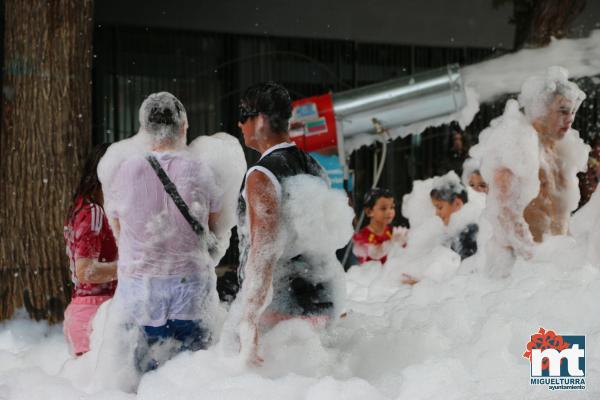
{"left": 363, "top": 187, "right": 394, "bottom": 209}
{"left": 449, "top": 121, "right": 462, "bottom": 134}
{"left": 240, "top": 81, "right": 292, "bottom": 133}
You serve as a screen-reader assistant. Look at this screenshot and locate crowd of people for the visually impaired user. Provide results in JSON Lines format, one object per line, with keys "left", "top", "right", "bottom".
{"left": 61, "top": 66, "right": 596, "bottom": 375}
{"left": 350, "top": 66, "right": 592, "bottom": 278}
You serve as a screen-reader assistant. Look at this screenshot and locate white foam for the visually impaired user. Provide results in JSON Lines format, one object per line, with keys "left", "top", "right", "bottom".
{"left": 188, "top": 132, "right": 247, "bottom": 263}
{"left": 220, "top": 174, "right": 354, "bottom": 360}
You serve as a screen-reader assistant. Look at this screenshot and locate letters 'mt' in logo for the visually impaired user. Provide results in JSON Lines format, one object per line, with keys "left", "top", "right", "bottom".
{"left": 523, "top": 328, "right": 585, "bottom": 377}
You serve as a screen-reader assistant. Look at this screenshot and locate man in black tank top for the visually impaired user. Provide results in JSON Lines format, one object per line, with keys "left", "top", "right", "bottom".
{"left": 235, "top": 82, "right": 336, "bottom": 365}
{"left": 254, "top": 145, "right": 324, "bottom": 181}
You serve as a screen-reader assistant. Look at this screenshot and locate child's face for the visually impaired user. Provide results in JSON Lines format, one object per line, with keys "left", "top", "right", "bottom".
{"left": 431, "top": 197, "right": 463, "bottom": 226}
{"left": 468, "top": 172, "right": 488, "bottom": 194}
{"left": 366, "top": 197, "right": 396, "bottom": 226}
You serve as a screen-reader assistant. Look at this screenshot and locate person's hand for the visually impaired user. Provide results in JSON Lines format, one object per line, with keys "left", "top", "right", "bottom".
{"left": 391, "top": 227, "right": 409, "bottom": 247}
{"left": 517, "top": 245, "right": 534, "bottom": 261}
{"left": 401, "top": 273, "right": 418, "bottom": 285}
{"left": 507, "top": 242, "right": 534, "bottom": 261}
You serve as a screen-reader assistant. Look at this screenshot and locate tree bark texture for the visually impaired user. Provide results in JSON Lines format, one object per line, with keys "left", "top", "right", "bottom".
{"left": 1, "top": 0, "right": 94, "bottom": 322}
{"left": 527, "top": 0, "right": 586, "bottom": 47}
{"left": 510, "top": 0, "right": 586, "bottom": 49}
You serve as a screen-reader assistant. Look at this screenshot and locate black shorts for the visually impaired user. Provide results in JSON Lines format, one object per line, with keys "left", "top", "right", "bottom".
{"left": 282, "top": 255, "right": 334, "bottom": 317}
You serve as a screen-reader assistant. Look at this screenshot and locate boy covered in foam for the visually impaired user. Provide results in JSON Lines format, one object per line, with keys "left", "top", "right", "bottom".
{"left": 430, "top": 173, "right": 479, "bottom": 261}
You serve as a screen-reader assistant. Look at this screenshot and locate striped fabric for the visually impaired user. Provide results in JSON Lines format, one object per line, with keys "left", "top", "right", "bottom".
{"left": 89, "top": 204, "right": 104, "bottom": 233}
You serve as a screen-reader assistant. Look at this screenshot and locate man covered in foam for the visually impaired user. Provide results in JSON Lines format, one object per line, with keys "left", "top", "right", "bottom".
{"left": 470, "top": 66, "right": 589, "bottom": 275}
{"left": 97, "top": 92, "right": 245, "bottom": 372}
{"left": 222, "top": 82, "right": 353, "bottom": 366}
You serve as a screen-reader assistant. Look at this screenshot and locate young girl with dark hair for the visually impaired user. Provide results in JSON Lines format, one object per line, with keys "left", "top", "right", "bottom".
{"left": 63, "top": 143, "right": 118, "bottom": 356}
{"left": 352, "top": 188, "right": 408, "bottom": 265}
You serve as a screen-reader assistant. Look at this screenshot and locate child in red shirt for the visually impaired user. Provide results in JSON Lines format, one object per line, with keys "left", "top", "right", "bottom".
{"left": 63, "top": 144, "right": 118, "bottom": 356}
{"left": 352, "top": 188, "right": 407, "bottom": 265}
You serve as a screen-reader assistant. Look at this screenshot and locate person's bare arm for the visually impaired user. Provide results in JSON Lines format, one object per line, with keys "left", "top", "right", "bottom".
{"left": 205, "top": 211, "right": 222, "bottom": 260}
{"left": 109, "top": 218, "right": 120, "bottom": 241}
{"left": 494, "top": 168, "right": 535, "bottom": 258}
{"left": 208, "top": 211, "right": 220, "bottom": 233}
{"left": 75, "top": 258, "right": 117, "bottom": 284}
{"left": 239, "top": 171, "right": 280, "bottom": 365}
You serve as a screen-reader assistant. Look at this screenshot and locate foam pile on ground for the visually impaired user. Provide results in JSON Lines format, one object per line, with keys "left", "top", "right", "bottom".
{"left": 1, "top": 216, "right": 600, "bottom": 400}
{"left": 2, "top": 227, "right": 599, "bottom": 398}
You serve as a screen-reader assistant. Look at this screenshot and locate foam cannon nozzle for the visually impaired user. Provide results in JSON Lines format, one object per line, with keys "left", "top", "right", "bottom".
{"left": 289, "top": 64, "right": 466, "bottom": 154}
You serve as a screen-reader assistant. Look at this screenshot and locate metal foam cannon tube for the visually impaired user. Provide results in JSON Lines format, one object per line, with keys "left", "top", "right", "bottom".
{"left": 289, "top": 64, "right": 466, "bottom": 154}
{"left": 333, "top": 64, "right": 466, "bottom": 139}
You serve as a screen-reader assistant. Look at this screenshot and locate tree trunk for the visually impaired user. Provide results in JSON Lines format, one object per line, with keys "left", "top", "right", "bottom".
{"left": 512, "top": 0, "right": 586, "bottom": 49}
{"left": 528, "top": 0, "right": 586, "bottom": 47}
{"left": 0, "top": 0, "right": 94, "bottom": 322}
{"left": 511, "top": 0, "right": 535, "bottom": 50}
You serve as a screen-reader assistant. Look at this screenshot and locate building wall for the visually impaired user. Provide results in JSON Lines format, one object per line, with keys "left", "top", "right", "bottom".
{"left": 94, "top": 0, "right": 516, "bottom": 48}
{"left": 91, "top": 25, "right": 499, "bottom": 231}
{"left": 94, "top": 1, "right": 600, "bottom": 49}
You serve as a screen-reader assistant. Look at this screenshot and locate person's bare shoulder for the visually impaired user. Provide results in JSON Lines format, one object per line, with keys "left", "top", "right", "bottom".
{"left": 246, "top": 169, "right": 276, "bottom": 200}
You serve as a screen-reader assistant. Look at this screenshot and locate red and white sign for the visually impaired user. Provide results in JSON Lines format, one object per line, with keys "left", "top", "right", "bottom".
{"left": 289, "top": 93, "right": 337, "bottom": 152}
